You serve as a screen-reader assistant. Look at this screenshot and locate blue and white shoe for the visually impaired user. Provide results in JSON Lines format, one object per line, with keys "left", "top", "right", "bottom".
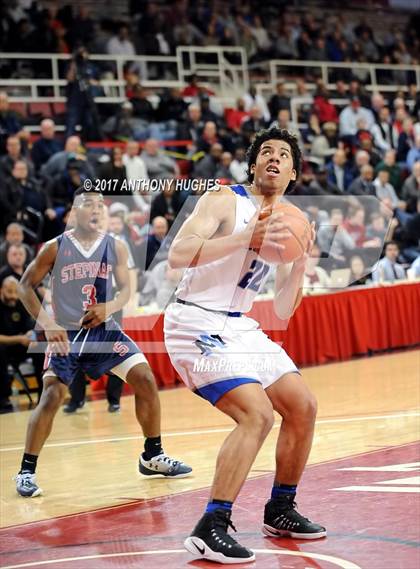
{"left": 139, "top": 452, "right": 192, "bottom": 478}
{"left": 15, "top": 472, "right": 43, "bottom": 497}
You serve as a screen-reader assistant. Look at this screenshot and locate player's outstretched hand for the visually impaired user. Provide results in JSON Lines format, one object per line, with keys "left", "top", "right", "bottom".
{"left": 80, "top": 303, "right": 107, "bottom": 329}
{"left": 293, "top": 222, "right": 316, "bottom": 271}
{"left": 45, "top": 324, "right": 70, "bottom": 356}
{"left": 246, "top": 208, "right": 292, "bottom": 251}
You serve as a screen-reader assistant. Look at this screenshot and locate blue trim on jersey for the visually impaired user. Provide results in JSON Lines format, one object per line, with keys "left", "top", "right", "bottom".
{"left": 230, "top": 184, "right": 249, "bottom": 198}
{"left": 195, "top": 377, "right": 260, "bottom": 405}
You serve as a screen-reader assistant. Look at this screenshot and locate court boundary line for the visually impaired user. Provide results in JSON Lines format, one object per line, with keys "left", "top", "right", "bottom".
{"left": 1, "top": 410, "right": 419, "bottom": 453}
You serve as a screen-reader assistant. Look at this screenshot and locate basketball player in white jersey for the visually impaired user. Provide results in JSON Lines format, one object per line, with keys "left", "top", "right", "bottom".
{"left": 164, "top": 128, "right": 326, "bottom": 563}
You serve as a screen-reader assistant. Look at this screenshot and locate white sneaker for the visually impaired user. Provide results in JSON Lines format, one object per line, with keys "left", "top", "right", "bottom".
{"left": 139, "top": 453, "right": 192, "bottom": 478}
{"left": 15, "top": 472, "right": 43, "bottom": 497}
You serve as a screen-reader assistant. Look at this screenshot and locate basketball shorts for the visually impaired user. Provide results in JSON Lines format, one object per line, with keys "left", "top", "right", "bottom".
{"left": 164, "top": 302, "right": 299, "bottom": 405}
{"left": 44, "top": 317, "right": 147, "bottom": 385}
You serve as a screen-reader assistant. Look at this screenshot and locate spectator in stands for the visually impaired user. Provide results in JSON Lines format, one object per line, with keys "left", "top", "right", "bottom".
{"left": 353, "top": 149, "right": 371, "bottom": 176}
{"left": 229, "top": 147, "right": 248, "bottom": 184}
{"left": 274, "top": 25, "right": 298, "bottom": 60}
{"left": 402, "top": 160, "right": 420, "bottom": 213}
{"left": 157, "top": 88, "right": 188, "bottom": 124}
{"left": 196, "top": 121, "right": 220, "bottom": 153}
{"left": 303, "top": 243, "right": 331, "bottom": 292}
{"left": 375, "top": 149, "right": 402, "bottom": 194}
{"left": 102, "top": 101, "right": 142, "bottom": 141}
{"left": 250, "top": 15, "right": 272, "bottom": 61}
{"left": 242, "top": 85, "right": 270, "bottom": 122}
{"left": 199, "top": 94, "right": 222, "bottom": 127}
{"left": 224, "top": 98, "right": 249, "bottom": 135}
{"left": 71, "top": 7, "right": 95, "bottom": 49}
{"left": 371, "top": 107, "right": 399, "bottom": 156}
{"left": 396, "top": 117, "right": 414, "bottom": 163}
{"left": 240, "top": 106, "right": 267, "bottom": 145}
{"left": 65, "top": 47, "right": 103, "bottom": 140}
{"left": 0, "top": 92, "right": 27, "bottom": 155}
{"left": 373, "top": 170, "right": 404, "bottom": 210}
{"left": 339, "top": 96, "right": 374, "bottom": 138}
{"left": 193, "top": 142, "right": 223, "bottom": 180}
{"left": 98, "top": 146, "right": 128, "bottom": 195}
{"left": 406, "top": 134, "right": 420, "bottom": 172}
{"left": 310, "top": 122, "right": 338, "bottom": 166}
{"left": 268, "top": 82, "right": 291, "bottom": 120}
{"left": 343, "top": 206, "right": 367, "bottom": 247}
{"left": 0, "top": 223, "right": 33, "bottom": 266}
{"left": 150, "top": 183, "right": 184, "bottom": 228}
{"left": 173, "top": 14, "right": 204, "bottom": 45}
{"left": 122, "top": 140, "right": 148, "bottom": 183}
{"left": 31, "top": 119, "right": 61, "bottom": 172}
{"left": 141, "top": 138, "right": 178, "bottom": 180}
{"left": 107, "top": 24, "right": 136, "bottom": 57}
{"left": 302, "top": 113, "right": 321, "bottom": 147}
{"left": 176, "top": 104, "right": 204, "bottom": 145}
{"left": 142, "top": 216, "right": 170, "bottom": 269}
{"left": 348, "top": 164, "right": 375, "bottom": 196}
{"left": 49, "top": 157, "right": 88, "bottom": 218}
{"left": 349, "top": 255, "right": 369, "bottom": 286}
{"left": 181, "top": 74, "right": 214, "bottom": 98}
{"left": 395, "top": 198, "right": 420, "bottom": 262}
{"left": 0, "top": 161, "right": 46, "bottom": 233}
{"left": 326, "top": 149, "right": 354, "bottom": 193}
{"left": 130, "top": 85, "right": 156, "bottom": 123}
{"left": 371, "top": 241, "right": 406, "bottom": 282}
{"left": 0, "top": 276, "right": 43, "bottom": 413}
{"left": 0, "top": 244, "right": 27, "bottom": 286}
{"left": 313, "top": 83, "right": 339, "bottom": 125}
{"left": 317, "top": 208, "right": 355, "bottom": 264}
{"left": 0, "top": 135, "right": 32, "bottom": 179}
{"left": 366, "top": 212, "right": 388, "bottom": 247}
{"left": 215, "top": 152, "right": 234, "bottom": 183}
{"left": 41, "top": 135, "right": 95, "bottom": 180}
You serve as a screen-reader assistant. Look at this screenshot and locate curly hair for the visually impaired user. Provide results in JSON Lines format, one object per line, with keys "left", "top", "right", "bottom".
{"left": 246, "top": 127, "right": 302, "bottom": 193}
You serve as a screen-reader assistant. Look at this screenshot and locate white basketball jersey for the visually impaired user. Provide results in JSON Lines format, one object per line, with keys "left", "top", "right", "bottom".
{"left": 175, "top": 185, "right": 272, "bottom": 313}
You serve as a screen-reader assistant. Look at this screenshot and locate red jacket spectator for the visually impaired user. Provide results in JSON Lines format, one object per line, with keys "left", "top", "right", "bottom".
{"left": 313, "top": 95, "right": 338, "bottom": 124}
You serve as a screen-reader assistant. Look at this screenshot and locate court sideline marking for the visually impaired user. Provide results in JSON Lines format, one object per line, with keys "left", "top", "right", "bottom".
{"left": 1, "top": 410, "right": 419, "bottom": 452}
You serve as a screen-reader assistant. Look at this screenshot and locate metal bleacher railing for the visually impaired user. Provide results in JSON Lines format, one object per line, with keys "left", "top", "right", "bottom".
{"left": 1, "top": 47, "right": 418, "bottom": 132}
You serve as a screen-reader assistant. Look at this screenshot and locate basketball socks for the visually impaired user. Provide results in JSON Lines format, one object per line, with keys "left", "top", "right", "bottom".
{"left": 206, "top": 499, "right": 233, "bottom": 514}
{"left": 20, "top": 453, "right": 38, "bottom": 474}
{"left": 143, "top": 436, "right": 163, "bottom": 460}
{"left": 271, "top": 483, "right": 297, "bottom": 499}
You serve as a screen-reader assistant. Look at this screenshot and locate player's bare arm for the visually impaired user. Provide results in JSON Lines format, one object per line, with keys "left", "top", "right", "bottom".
{"left": 81, "top": 239, "right": 131, "bottom": 329}
{"left": 18, "top": 239, "right": 70, "bottom": 355}
{"left": 169, "top": 188, "right": 292, "bottom": 269}
{"left": 273, "top": 222, "right": 316, "bottom": 319}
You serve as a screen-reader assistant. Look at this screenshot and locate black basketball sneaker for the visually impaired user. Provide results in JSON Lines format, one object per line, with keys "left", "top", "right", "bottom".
{"left": 184, "top": 508, "right": 255, "bottom": 564}
{"left": 263, "top": 494, "right": 327, "bottom": 539}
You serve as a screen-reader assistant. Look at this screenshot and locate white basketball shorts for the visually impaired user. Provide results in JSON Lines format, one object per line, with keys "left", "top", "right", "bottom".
{"left": 164, "top": 301, "right": 299, "bottom": 405}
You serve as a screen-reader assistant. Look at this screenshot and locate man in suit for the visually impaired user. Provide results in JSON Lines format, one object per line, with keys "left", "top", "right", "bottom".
{"left": 371, "top": 241, "right": 406, "bottom": 282}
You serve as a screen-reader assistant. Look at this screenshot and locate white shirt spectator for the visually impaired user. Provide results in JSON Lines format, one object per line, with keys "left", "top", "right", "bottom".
{"left": 371, "top": 257, "right": 405, "bottom": 282}
{"left": 242, "top": 92, "right": 270, "bottom": 123}
{"left": 373, "top": 177, "right": 399, "bottom": 208}
{"left": 229, "top": 159, "right": 248, "bottom": 183}
{"left": 107, "top": 36, "right": 136, "bottom": 56}
{"left": 339, "top": 104, "right": 375, "bottom": 137}
{"left": 123, "top": 152, "right": 150, "bottom": 213}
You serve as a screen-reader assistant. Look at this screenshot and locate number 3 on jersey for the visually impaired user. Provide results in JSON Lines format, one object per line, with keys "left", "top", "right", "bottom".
{"left": 82, "top": 284, "right": 97, "bottom": 309}
{"left": 238, "top": 259, "right": 270, "bottom": 292}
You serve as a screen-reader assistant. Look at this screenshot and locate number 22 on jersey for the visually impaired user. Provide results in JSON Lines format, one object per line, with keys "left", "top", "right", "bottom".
{"left": 238, "top": 259, "right": 270, "bottom": 292}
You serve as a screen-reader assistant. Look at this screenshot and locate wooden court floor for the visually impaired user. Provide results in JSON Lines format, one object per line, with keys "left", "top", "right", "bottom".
{"left": 1, "top": 349, "right": 419, "bottom": 529}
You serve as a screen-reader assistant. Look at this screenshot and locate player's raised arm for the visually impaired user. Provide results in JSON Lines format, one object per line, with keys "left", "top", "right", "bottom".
{"left": 168, "top": 188, "right": 286, "bottom": 269}
{"left": 273, "top": 221, "right": 316, "bottom": 319}
{"left": 18, "top": 240, "right": 69, "bottom": 355}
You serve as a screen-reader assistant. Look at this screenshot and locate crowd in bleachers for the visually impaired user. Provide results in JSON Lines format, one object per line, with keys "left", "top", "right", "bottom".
{"left": 0, "top": 1, "right": 418, "bottom": 67}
